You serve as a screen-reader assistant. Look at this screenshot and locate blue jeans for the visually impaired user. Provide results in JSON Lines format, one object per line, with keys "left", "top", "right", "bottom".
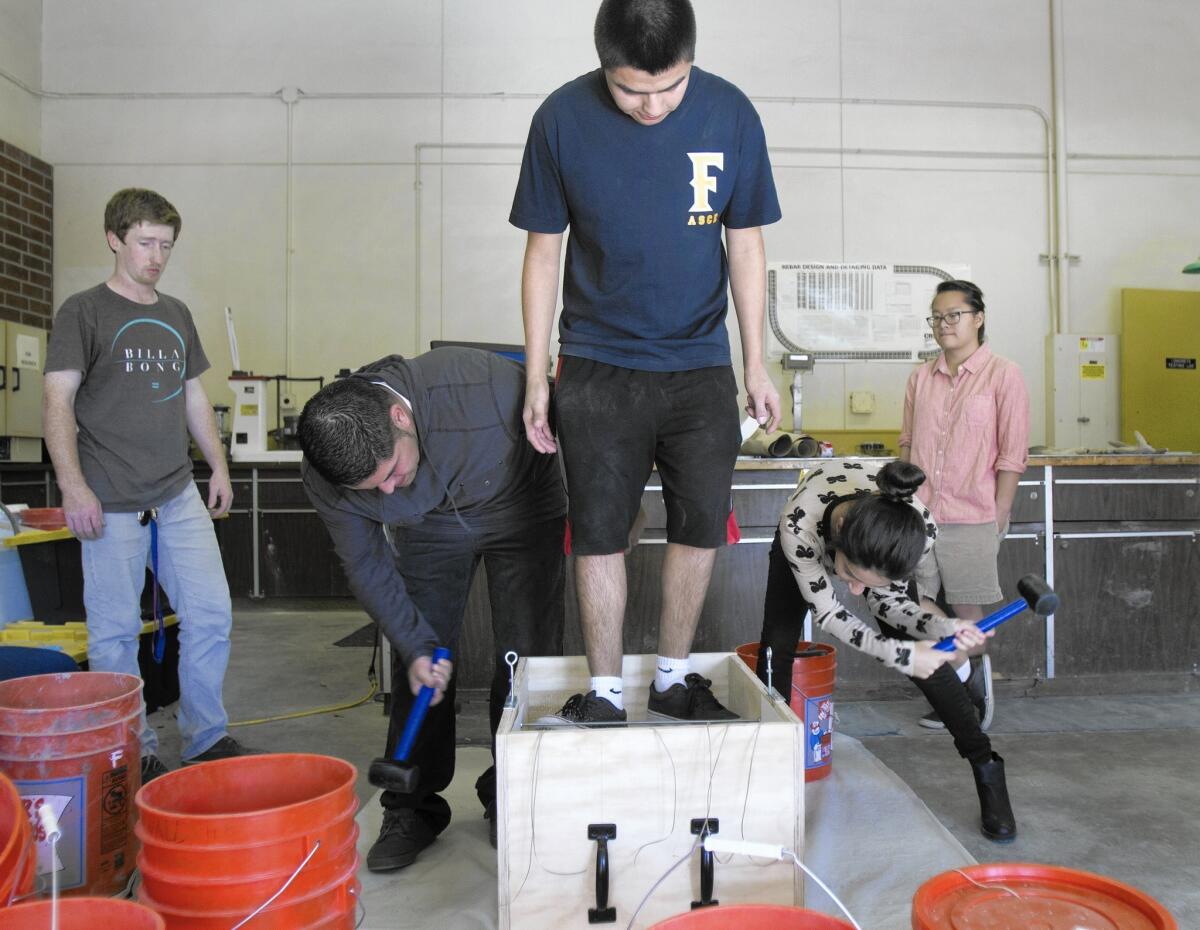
{"left": 81, "top": 481, "right": 231, "bottom": 759}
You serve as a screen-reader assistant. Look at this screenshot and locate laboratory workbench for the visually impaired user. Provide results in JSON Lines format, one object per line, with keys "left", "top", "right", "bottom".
{"left": 4, "top": 453, "right": 1197, "bottom": 694}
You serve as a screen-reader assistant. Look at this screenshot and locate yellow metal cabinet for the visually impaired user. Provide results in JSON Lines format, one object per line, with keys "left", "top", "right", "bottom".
{"left": 1121, "top": 289, "right": 1200, "bottom": 452}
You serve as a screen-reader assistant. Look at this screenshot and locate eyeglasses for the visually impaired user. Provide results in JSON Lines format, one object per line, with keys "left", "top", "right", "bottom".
{"left": 926, "top": 309, "right": 982, "bottom": 327}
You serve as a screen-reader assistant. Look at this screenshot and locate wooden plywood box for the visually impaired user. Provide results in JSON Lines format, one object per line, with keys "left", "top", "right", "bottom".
{"left": 496, "top": 653, "right": 804, "bottom": 929}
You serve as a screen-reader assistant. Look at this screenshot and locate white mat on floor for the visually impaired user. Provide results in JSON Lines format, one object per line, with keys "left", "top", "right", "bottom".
{"left": 355, "top": 735, "right": 975, "bottom": 930}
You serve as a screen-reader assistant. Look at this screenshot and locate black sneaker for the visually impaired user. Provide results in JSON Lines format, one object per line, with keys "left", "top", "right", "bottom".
{"left": 647, "top": 674, "right": 739, "bottom": 722}
{"left": 182, "top": 735, "right": 267, "bottom": 765}
{"left": 484, "top": 800, "right": 498, "bottom": 850}
{"left": 367, "top": 809, "right": 437, "bottom": 872}
{"left": 966, "top": 654, "right": 995, "bottom": 732}
{"left": 535, "top": 691, "right": 627, "bottom": 727}
{"left": 140, "top": 754, "right": 170, "bottom": 783}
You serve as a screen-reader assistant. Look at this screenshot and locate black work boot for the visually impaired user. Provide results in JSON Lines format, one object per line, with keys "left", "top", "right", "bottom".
{"left": 971, "top": 752, "right": 1017, "bottom": 842}
{"left": 367, "top": 809, "right": 437, "bottom": 872}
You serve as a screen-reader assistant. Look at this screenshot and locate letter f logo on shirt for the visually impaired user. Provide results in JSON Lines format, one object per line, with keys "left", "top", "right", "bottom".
{"left": 687, "top": 152, "right": 724, "bottom": 212}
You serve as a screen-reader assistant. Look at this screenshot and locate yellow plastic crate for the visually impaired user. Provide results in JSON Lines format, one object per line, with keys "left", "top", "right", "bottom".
{"left": 0, "top": 615, "right": 178, "bottom": 664}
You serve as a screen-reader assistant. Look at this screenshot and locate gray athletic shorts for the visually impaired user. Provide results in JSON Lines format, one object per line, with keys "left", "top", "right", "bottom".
{"left": 913, "top": 521, "right": 1003, "bottom": 605}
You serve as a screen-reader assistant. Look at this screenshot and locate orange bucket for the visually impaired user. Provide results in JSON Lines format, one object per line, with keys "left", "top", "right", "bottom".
{"left": 134, "top": 798, "right": 358, "bottom": 875}
{"left": 135, "top": 753, "right": 359, "bottom": 929}
{"left": 5, "top": 897, "right": 164, "bottom": 926}
{"left": 16, "top": 508, "right": 67, "bottom": 531}
{"left": 912, "top": 863, "right": 1178, "bottom": 930}
{"left": 651, "top": 904, "right": 854, "bottom": 928}
{"left": 737, "top": 641, "right": 836, "bottom": 782}
{"left": 0, "top": 771, "right": 36, "bottom": 905}
{"left": 3, "top": 896, "right": 165, "bottom": 928}
{"left": 0, "top": 672, "right": 142, "bottom": 897}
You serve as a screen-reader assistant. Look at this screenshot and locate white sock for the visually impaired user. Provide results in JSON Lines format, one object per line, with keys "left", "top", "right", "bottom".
{"left": 590, "top": 676, "right": 624, "bottom": 710}
{"left": 654, "top": 656, "right": 690, "bottom": 693}
{"left": 956, "top": 660, "right": 971, "bottom": 683}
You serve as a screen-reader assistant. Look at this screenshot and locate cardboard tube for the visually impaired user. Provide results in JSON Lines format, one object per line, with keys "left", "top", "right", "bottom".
{"left": 740, "top": 429, "right": 795, "bottom": 457}
{"left": 791, "top": 435, "right": 820, "bottom": 458}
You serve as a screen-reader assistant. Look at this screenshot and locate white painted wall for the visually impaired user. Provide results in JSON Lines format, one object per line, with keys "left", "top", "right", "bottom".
{"left": 9, "top": 0, "right": 1200, "bottom": 442}
{"left": 0, "top": 0, "right": 42, "bottom": 155}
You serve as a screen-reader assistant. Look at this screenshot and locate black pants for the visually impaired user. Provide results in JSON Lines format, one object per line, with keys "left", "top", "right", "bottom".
{"left": 381, "top": 514, "right": 565, "bottom": 832}
{"left": 756, "top": 532, "right": 991, "bottom": 766}
{"left": 555, "top": 356, "right": 741, "bottom": 554}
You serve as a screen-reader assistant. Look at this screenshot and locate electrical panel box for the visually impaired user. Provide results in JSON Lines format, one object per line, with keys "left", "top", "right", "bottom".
{"left": 1121, "top": 289, "right": 1200, "bottom": 452}
{"left": 1045, "top": 334, "right": 1120, "bottom": 448}
{"left": 0, "top": 321, "right": 46, "bottom": 463}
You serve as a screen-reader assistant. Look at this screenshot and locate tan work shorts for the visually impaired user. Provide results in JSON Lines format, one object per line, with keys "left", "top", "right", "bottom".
{"left": 913, "top": 521, "right": 1003, "bottom": 605}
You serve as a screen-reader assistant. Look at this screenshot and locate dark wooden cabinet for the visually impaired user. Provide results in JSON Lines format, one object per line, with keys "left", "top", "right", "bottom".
{"left": 0, "top": 467, "right": 54, "bottom": 509}
{"left": 1052, "top": 522, "right": 1200, "bottom": 675}
{"left": 259, "top": 512, "right": 353, "bottom": 597}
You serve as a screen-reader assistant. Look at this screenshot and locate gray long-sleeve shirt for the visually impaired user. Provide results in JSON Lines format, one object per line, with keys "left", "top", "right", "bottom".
{"left": 302, "top": 348, "right": 566, "bottom": 668}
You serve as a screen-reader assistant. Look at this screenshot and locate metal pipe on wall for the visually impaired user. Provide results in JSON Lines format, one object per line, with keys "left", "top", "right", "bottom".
{"left": 1049, "top": 0, "right": 1070, "bottom": 335}
{"left": 0, "top": 76, "right": 1066, "bottom": 362}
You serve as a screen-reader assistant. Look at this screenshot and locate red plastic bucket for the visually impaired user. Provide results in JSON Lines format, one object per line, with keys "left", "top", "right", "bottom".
{"left": 912, "top": 863, "right": 1178, "bottom": 930}
{"left": 737, "top": 641, "right": 836, "bottom": 782}
{"left": 0, "top": 771, "right": 36, "bottom": 905}
{"left": 138, "top": 827, "right": 359, "bottom": 910}
{"left": 0, "top": 672, "right": 142, "bottom": 897}
{"left": 3, "top": 896, "right": 165, "bottom": 928}
{"left": 17, "top": 508, "right": 67, "bottom": 531}
{"left": 134, "top": 799, "right": 358, "bottom": 874}
{"left": 651, "top": 904, "right": 855, "bottom": 928}
{"left": 135, "top": 753, "right": 359, "bottom": 929}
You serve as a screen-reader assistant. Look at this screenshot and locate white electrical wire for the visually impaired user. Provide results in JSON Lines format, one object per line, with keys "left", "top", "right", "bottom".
{"left": 230, "top": 841, "right": 321, "bottom": 930}
{"left": 696, "top": 837, "right": 864, "bottom": 930}
{"left": 952, "top": 867, "right": 1022, "bottom": 900}
{"left": 788, "top": 851, "right": 863, "bottom": 930}
{"left": 37, "top": 805, "right": 62, "bottom": 930}
{"left": 630, "top": 729, "right": 679, "bottom": 866}
{"left": 623, "top": 835, "right": 700, "bottom": 930}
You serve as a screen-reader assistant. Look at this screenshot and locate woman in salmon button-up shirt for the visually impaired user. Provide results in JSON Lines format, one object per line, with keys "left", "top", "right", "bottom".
{"left": 899, "top": 280, "right": 1030, "bottom": 735}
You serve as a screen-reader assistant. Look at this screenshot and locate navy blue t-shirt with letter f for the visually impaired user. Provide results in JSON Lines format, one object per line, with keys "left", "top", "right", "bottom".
{"left": 510, "top": 67, "right": 781, "bottom": 372}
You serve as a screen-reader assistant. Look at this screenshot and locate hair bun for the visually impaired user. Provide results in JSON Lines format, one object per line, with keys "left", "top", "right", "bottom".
{"left": 875, "top": 460, "right": 926, "bottom": 501}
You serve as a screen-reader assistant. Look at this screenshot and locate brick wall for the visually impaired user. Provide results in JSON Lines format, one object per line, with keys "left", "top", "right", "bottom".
{"left": 0, "top": 139, "right": 53, "bottom": 331}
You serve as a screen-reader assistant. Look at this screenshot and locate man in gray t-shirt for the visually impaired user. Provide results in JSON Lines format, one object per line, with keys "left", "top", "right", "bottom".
{"left": 43, "top": 188, "right": 260, "bottom": 782}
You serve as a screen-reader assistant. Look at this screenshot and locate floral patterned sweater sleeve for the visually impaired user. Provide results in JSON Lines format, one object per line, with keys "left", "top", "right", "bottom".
{"left": 777, "top": 461, "right": 939, "bottom": 677}
{"left": 863, "top": 583, "right": 959, "bottom": 642}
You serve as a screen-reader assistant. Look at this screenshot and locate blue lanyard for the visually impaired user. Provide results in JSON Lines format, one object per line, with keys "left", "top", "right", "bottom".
{"left": 141, "top": 509, "right": 166, "bottom": 664}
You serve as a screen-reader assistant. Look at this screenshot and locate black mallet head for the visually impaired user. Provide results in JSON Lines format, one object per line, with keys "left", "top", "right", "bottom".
{"left": 368, "top": 757, "right": 420, "bottom": 793}
{"left": 1017, "top": 574, "right": 1058, "bottom": 616}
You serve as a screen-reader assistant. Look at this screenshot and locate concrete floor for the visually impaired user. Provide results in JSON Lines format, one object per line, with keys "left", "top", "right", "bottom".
{"left": 149, "top": 600, "right": 1199, "bottom": 926}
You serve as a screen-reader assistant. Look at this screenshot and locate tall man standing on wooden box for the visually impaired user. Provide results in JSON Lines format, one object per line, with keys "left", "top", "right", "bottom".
{"left": 42, "top": 188, "right": 258, "bottom": 784}
{"left": 512, "top": 0, "right": 782, "bottom": 724}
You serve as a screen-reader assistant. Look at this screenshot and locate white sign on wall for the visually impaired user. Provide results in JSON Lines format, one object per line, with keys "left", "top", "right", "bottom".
{"left": 766, "top": 262, "right": 971, "bottom": 356}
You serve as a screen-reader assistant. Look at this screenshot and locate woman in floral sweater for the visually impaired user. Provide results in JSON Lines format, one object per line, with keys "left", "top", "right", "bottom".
{"left": 755, "top": 459, "right": 1017, "bottom": 841}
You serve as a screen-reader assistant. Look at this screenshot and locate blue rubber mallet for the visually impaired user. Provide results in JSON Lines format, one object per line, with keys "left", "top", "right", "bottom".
{"left": 933, "top": 574, "right": 1058, "bottom": 652}
{"left": 368, "top": 646, "right": 452, "bottom": 792}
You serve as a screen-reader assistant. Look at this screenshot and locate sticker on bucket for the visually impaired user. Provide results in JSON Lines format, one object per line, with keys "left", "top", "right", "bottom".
{"left": 100, "top": 766, "right": 130, "bottom": 858}
{"left": 18, "top": 776, "right": 85, "bottom": 890}
{"left": 802, "top": 695, "right": 833, "bottom": 770}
